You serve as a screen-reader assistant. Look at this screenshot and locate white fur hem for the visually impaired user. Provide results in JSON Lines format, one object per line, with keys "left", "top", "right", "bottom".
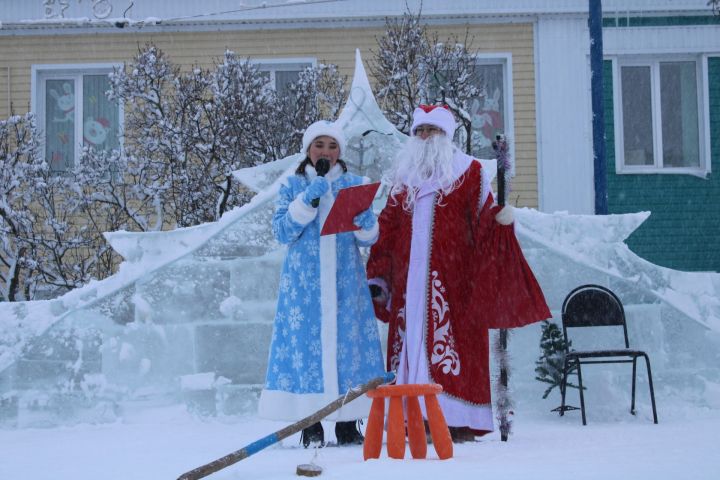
{"left": 353, "top": 220, "right": 379, "bottom": 243}
{"left": 258, "top": 389, "right": 372, "bottom": 422}
{"left": 417, "top": 396, "right": 494, "bottom": 431}
{"left": 288, "top": 195, "right": 317, "bottom": 225}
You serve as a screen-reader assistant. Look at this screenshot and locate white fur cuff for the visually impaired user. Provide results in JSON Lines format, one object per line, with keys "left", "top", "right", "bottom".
{"left": 495, "top": 205, "right": 514, "bottom": 225}
{"left": 353, "top": 219, "right": 379, "bottom": 243}
{"left": 288, "top": 195, "right": 317, "bottom": 225}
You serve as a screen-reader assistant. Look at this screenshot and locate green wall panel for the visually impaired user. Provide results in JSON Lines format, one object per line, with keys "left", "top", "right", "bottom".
{"left": 604, "top": 58, "right": 720, "bottom": 272}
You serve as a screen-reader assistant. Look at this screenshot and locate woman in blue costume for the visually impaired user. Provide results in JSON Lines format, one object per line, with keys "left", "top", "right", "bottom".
{"left": 258, "top": 120, "right": 385, "bottom": 447}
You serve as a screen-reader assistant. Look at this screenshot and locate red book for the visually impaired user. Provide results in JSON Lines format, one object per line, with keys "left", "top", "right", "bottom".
{"left": 321, "top": 182, "right": 381, "bottom": 236}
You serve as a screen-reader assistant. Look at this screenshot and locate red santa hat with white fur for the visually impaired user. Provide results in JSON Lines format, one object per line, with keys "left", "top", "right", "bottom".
{"left": 411, "top": 104, "right": 457, "bottom": 136}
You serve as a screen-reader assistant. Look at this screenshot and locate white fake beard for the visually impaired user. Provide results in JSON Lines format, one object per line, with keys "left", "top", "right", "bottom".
{"left": 387, "top": 134, "right": 458, "bottom": 211}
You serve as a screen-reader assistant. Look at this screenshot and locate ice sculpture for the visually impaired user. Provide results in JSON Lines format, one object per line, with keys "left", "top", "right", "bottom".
{"left": 1, "top": 51, "right": 719, "bottom": 428}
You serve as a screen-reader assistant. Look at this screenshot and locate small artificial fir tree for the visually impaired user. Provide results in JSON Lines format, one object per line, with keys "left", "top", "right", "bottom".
{"left": 535, "top": 320, "right": 580, "bottom": 399}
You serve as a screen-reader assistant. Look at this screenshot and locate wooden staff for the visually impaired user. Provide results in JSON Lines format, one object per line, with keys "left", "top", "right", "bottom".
{"left": 177, "top": 372, "right": 395, "bottom": 480}
{"left": 492, "top": 134, "right": 511, "bottom": 442}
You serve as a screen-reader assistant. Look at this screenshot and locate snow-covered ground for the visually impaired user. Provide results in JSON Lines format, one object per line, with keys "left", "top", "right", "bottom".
{"left": 1, "top": 402, "right": 717, "bottom": 480}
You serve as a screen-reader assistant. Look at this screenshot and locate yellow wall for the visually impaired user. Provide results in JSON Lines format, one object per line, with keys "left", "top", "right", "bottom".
{"left": 0, "top": 22, "right": 538, "bottom": 206}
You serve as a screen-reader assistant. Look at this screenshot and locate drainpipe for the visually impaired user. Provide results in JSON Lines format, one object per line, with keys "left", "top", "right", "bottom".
{"left": 6, "top": 66, "right": 10, "bottom": 117}
{"left": 589, "top": 0, "right": 608, "bottom": 214}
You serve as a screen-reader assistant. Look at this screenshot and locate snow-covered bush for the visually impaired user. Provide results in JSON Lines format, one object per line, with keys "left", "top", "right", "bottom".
{"left": 98, "top": 44, "right": 345, "bottom": 229}
{"left": 276, "top": 63, "right": 347, "bottom": 157}
{"left": 1, "top": 44, "right": 345, "bottom": 300}
{"left": 1, "top": 113, "right": 112, "bottom": 301}
{"left": 370, "top": 10, "right": 484, "bottom": 152}
{"left": 0, "top": 113, "right": 45, "bottom": 301}
{"left": 104, "top": 45, "right": 250, "bottom": 228}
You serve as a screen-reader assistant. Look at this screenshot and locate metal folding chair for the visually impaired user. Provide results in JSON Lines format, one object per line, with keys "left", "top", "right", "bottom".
{"left": 558, "top": 284, "right": 658, "bottom": 425}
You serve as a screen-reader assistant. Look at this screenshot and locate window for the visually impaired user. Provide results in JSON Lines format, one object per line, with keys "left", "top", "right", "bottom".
{"left": 428, "top": 55, "right": 512, "bottom": 160}
{"left": 469, "top": 60, "right": 509, "bottom": 159}
{"left": 33, "top": 64, "right": 121, "bottom": 172}
{"left": 255, "top": 60, "right": 315, "bottom": 95}
{"left": 614, "top": 57, "right": 707, "bottom": 174}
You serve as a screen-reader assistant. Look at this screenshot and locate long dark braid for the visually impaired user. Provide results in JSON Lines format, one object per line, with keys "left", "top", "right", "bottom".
{"left": 295, "top": 156, "right": 348, "bottom": 176}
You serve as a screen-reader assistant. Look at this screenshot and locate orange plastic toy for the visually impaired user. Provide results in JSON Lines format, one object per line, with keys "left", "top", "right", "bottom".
{"left": 363, "top": 383, "right": 453, "bottom": 460}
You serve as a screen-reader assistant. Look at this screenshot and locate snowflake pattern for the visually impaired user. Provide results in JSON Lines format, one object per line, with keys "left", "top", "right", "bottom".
{"left": 278, "top": 374, "right": 291, "bottom": 390}
{"left": 275, "top": 345, "right": 289, "bottom": 361}
{"left": 288, "top": 307, "right": 303, "bottom": 330}
{"left": 292, "top": 351, "right": 304, "bottom": 371}
{"left": 289, "top": 251, "right": 302, "bottom": 270}
{"left": 279, "top": 274, "right": 291, "bottom": 293}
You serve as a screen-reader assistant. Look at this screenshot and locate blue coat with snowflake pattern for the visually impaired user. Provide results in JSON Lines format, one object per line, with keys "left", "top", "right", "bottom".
{"left": 258, "top": 163, "right": 385, "bottom": 422}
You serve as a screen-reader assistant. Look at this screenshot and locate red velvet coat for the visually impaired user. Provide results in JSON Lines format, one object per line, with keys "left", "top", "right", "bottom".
{"left": 367, "top": 160, "right": 551, "bottom": 405}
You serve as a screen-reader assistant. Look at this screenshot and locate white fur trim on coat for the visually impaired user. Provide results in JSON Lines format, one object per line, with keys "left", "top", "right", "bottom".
{"left": 288, "top": 195, "right": 318, "bottom": 225}
{"left": 318, "top": 184, "right": 338, "bottom": 399}
{"left": 353, "top": 219, "right": 379, "bottom": 243}
{"left": 259, "top": 388, "right": 372, "bottom": 422}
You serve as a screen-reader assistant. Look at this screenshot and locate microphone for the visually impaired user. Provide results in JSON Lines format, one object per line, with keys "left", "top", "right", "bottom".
{"left": 311, "top": 158, "right": 331, "bottom": 208}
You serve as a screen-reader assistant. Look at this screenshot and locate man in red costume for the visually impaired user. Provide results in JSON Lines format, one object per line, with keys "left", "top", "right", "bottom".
{"left": 367, "top": 105, "right": 550, "bottom": 442}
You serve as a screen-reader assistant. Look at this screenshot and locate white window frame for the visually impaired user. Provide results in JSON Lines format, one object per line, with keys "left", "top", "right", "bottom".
{"left": 31, "top": 63, "right": 124, "bottom": 169}
{"left": 474, "top": 53, "right": 515, "bottom": 172}
{"left": 612, "top": 55, "right": 710, "bottom": 177}
{"left": 252, "top": 58, "right": 316, "bottom": 92}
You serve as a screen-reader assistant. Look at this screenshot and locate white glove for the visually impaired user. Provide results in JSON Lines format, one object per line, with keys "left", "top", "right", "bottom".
{"left": 495, "top": 205, "right": 514, "bottom": 225}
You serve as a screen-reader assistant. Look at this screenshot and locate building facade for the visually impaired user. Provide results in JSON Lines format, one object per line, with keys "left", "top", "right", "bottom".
{"left": 1, "top": 0, "right": 719, "bottom": 270}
